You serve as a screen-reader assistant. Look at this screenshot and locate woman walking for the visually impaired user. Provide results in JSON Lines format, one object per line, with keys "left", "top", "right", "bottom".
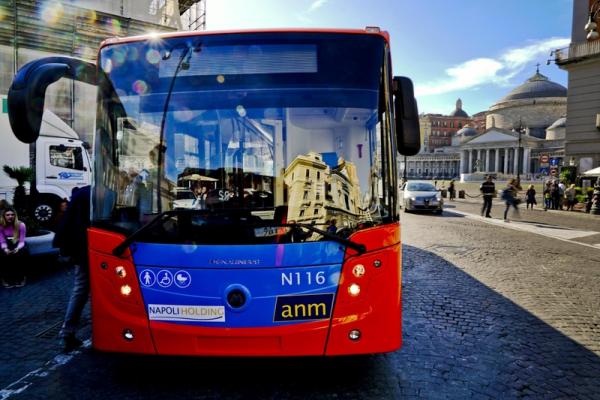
{"left": 502, "top": 178, "right": 521, "bottom": 222}
{"left": 564, "top": 184, "right": 576, "bottom": 211}
{"left": 0, "top": 207, "right": 28, "bottom": 288}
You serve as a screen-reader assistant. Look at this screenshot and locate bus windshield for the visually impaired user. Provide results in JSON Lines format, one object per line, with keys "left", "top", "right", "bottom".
{"left": 93, "top": 32, "right": 394, "bottom": 245}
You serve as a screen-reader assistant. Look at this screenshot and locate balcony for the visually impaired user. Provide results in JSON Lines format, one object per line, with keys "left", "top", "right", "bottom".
{"left": 554, "top": 41, "right": 600, "bottom": 66}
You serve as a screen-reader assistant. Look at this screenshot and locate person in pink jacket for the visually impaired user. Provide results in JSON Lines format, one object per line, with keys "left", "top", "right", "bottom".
{"left": 0, "top": 207, "right": 28, "bottom": 288}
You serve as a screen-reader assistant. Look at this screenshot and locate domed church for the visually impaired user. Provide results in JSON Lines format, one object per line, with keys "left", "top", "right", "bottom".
{"left": 458, "top": 67, "right": 567, "bottom": 181}
{"left": 486, "top": 68, "right": 567, "bottom": 138}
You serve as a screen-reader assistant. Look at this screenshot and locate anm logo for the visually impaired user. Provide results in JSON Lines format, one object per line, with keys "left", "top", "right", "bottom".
{"left": 274, "top": 293, "right": 334, "bottom": 322}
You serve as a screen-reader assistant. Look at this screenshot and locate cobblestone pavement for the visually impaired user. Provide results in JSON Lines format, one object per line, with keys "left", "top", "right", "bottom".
{"left": 2, "top": 212, "right": 600, "bottom": 399}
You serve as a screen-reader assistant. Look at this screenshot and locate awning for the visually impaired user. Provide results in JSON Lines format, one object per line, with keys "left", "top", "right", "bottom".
{"left": 583, "top": 166, "right": 600, "bottom": 176}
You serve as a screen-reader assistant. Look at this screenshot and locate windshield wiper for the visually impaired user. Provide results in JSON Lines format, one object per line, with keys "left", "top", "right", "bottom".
{"left": 112, "top": 210, "right": 177, "bottom": 256}
{"left": 256, "top": 222, "right": 367, "bottom": 254}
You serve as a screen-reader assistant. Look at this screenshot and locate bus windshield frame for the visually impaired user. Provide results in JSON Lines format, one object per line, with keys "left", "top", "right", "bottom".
{"left": 93, "top": 32, "right": 398, "bottom": 246}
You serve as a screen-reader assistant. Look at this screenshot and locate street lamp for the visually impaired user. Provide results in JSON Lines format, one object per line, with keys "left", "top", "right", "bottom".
{"left": 585, "top": 0, "right": 600, "bottom": 40}
{"left": 513, "top": 119, "right": 526, "bottom": 184}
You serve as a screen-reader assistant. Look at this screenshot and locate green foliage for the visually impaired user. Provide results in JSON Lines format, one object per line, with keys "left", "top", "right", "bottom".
{"left": 2, "top": 165, "right": 33, "bottom": 186}
{"left": 576, "top": 194, "right": 588, "bottom": 204}
{"left": 559, "top": 167, "right": 577, "bottom": 185}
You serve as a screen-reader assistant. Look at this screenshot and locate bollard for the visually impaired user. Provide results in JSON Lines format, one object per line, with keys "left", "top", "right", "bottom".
{"left": 591, "top": 186, "right": 600, "bottom": 215}
{"left": 458, "top": 190, "right": 465, "bottom": 199}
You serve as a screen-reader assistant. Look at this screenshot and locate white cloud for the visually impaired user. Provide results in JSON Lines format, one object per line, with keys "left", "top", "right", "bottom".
{"left": 415, "top": 37, "right": 570, "bottom": 97}
{"left": 308, "top": 0, "right": 328, "bottom": 12}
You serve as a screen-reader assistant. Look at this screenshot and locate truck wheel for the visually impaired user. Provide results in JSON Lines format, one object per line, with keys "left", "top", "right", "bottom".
{"left": 33, "top": 197, "right": 57, "bottom": 223}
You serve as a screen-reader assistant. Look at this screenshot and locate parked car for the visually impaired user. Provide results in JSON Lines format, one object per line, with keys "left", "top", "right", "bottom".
{"left": 400, "top": 181, "right": 443, "bottom": 214}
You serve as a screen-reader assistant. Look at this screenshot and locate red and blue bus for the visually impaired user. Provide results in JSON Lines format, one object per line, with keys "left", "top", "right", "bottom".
{"left": 9, "top": 28, "right": 419, "bottom": 356}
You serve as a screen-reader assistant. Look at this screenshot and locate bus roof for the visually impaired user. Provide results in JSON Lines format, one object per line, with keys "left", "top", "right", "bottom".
{"left": 99, "top": 27, "right": 390, "bottom": 49}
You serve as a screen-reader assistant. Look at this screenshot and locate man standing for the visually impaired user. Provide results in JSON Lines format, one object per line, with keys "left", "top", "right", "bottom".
{"left": 480, "top": 175, "right": 495, "bottom": 218}
{"left": 53, "top": 185, "right": 91, "bottom": 351}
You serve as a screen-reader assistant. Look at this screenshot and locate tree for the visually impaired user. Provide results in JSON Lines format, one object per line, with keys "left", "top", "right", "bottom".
{"left": 2, "top": 165, "right": 33, "bottom": 213}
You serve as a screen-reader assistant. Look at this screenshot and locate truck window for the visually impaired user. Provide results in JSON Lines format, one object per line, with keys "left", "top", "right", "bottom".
{"left": 50, "top": 146, "right": 85, "bottom": 170}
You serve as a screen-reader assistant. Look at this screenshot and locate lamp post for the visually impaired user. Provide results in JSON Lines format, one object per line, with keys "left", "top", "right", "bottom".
{"left": 513, "top": 119, "right": 526, "bottom": 185}
{"left": 585, "top": 0, "right": 600, "bottom": 40}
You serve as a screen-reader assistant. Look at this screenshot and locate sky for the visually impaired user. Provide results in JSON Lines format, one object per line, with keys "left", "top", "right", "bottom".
{"left": 206, "top": 0, "right": 573, "bottom": 116}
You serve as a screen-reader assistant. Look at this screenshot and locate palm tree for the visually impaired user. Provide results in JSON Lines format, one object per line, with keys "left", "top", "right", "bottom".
{"left": 2, "top": 165, "right": 33, "bottom": 213}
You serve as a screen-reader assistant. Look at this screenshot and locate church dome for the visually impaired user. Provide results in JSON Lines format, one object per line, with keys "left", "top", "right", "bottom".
{"left": 547, "top": 116, "right": 566, "bottom": 130}
{"left": 499, "top": 71, "right": 567, "bottom": 102}
{"left": 456, "top": 126, "right": 478, "bottom": 137}
{"left": 449, "top": 98, "right": 469, "bottom": 118}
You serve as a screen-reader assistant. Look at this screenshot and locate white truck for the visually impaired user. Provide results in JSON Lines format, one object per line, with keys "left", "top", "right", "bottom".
{"left": 1, "top": 96, "right": 92, "bottom": 223}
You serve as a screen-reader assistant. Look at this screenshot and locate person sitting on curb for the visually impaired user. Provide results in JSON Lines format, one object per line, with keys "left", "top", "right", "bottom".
{"left": 0, "top": 207, "right": 28, "bottom": 288}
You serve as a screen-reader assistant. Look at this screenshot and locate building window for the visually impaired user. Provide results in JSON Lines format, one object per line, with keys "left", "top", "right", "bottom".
{"left": 303, "top": 191, "right": 309, "bottom": 200}
{"left": 299, "top": 209, "right": 305, "bottom": 217}
{"left": 305, "top": 169, "right": 310, "bottom": 178}
{"left": 314, "top": 208, "right": 319, "bottom": 215}
{"left": 458, "top": 122, "right": 462, "bottom": 129}
{"left": 316, "top": 192, "right": 320, "bottom": 200}
{"left": 317, "top": 171, "right": 320, "bottom": 180}
{"left": 450, "top": 122, "right": 454, "bottom": 128}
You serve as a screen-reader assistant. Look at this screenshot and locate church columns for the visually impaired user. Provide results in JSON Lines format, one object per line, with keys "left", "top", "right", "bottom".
{"left": 468, "top": 150, "right": 473, "bottom": 173}
{"left": 486, "top": 149, "right": 491, "bottom": 172}
{"left": 495, "top": 148, "right": 501, "bottom": 173}
{"left": 513, "top": 147, "right": 519, "bottom": 175}
{"left": 460, "top": 151, "right": 465, "bottom": 174}
{"left": 522, "top": 148, "right": 530, "bottom": 175}
{"left": 503, "top": 149, "right": 509, "bottom": 174}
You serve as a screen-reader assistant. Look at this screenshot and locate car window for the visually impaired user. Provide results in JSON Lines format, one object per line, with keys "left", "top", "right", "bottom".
{"left": 406, "top": 182, "right": 437, "bottom": 191}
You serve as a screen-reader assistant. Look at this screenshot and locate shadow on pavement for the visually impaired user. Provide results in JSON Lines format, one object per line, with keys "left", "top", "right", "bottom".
{"left": 7, "top": 246, "right": 600, "bottom": 399}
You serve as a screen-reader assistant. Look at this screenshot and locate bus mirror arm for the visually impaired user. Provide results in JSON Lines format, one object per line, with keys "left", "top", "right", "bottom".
{"left": 393, "top": 76, "right": 421, "bottom": 156}
{"left": 8, "top": 56, "right": 96, "bottom": 144}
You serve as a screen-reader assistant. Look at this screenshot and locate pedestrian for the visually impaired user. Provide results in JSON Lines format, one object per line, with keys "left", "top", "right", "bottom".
{"left": 525, "top": 185, "right": 537, "bottom": 209}
{"left": 564, "top": 184, "right": 576, "bottom": 211}
{"left": 543, "top": 182, "right": 552, "bottom": 210}
{"left": 502, "top": 178, "right": 521, "bottom": 222}
{"left": 0, "top": 207, "right": 28, "bottom": 288}
{"left": 53, "top": 185, "right": 91, "bottom": 351}
{"left": 558, "top": 180, "right": 566, "bottom": 210}
{"left": 550, "top": 181, "right": 560, "bottom": 210}
{"left": 448, "top": 180, "right": 456, "bottom": 201}
{"left": 479, "top": 175, "right": 495, "bottom": 218}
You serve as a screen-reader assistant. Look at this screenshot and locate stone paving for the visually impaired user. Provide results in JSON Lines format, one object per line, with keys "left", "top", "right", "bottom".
{"left": 2, "top": 212, "right": 600, "bottom": 399}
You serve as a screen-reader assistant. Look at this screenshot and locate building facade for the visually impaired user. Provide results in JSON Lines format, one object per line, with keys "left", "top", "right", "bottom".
{"left": 419, "top": 99, "right": 472, "bottom": 152}
{"left": 555, "top": 0, "right": 600, "bottom": 172}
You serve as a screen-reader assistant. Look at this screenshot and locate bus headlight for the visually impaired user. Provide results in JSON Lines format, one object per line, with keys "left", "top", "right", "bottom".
{"left": 120, "top": 284, "right": 132, "bottom": 296}
{"left": 348, "top": 283, "right": 361, "bottom": 296}
{"left": 115, "top": 266, "right": 126, "bottom": 278}
{"left": 352, "top": 264, "right": 365, "bottom": 278}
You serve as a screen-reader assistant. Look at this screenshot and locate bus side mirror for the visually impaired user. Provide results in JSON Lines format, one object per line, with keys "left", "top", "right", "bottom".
{"left": 8, "top": 56, "right": 96, "bottom": 144}
{"left": 393, "top": 76, "right": 420, "bottom": 156}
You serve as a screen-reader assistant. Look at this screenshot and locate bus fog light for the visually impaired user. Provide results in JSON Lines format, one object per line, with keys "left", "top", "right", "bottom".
{"left": 373, "top": 260, "right": 382, "bottom": 268}
{"left": 348, "top": 329, "right": 361, "bottom": 341}
{"left": 123, "top": 329, "right": 134, "bottom": 341}
{"left": 120, "top": 284, "right": 132, "bottom": 296}
{"left": 352, "top": 264, "right": 365, "bottom": 278}
{"left": 348, "top": 283, "right": 361, "bottom": 296}
{"left": 115, "top": 266, "right": 126, "bottom": 278}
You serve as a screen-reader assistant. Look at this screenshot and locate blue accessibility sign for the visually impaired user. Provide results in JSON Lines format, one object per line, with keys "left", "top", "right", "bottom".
{"left": 549, "top": 158, "right": 559, "bottom": 166}
{"left": 538, "top": 167, "right": 549, "bottom": 175}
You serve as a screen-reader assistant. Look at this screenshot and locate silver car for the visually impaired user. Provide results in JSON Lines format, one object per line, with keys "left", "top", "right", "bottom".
{"left": 400, "top": 181, "right": 444, "bottom": 214}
